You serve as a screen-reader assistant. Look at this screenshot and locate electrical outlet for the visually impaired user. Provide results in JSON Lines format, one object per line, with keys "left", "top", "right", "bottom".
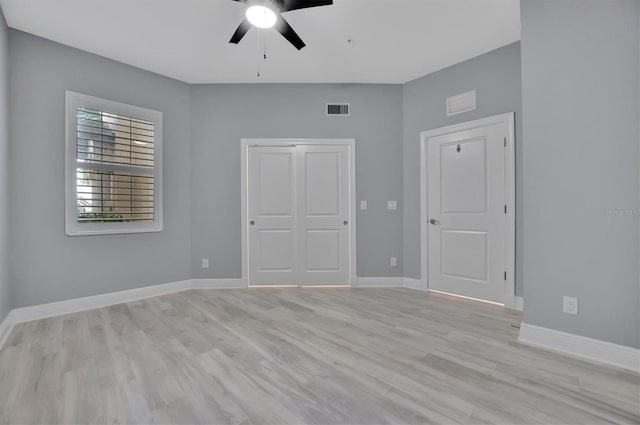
{"left": 563, "top": 296, "right": 578, "bottom": 315}
{"left": 390, "top": 257, "right": 397, "bottom": 267}
{"left": 387, "top": 201, "right": 397, "bottom": 210}
{"left": 202, "top": 258, "right": 209, "bottom": 269}
{"left": 360, "top": 200, "right": 367, "bottom": 210}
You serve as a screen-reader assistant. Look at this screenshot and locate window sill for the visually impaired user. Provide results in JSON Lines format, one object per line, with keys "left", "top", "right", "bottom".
{"left": 65, "top": 225, "right": 163, "bottom": 237}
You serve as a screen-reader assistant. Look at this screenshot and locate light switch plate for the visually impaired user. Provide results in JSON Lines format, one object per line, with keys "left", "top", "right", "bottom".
{"left": 390, "top": 257, "right": 397, "bottom": 267}
{"left": 387, "top": 201, "right": 397, "bottom": 210}
{"left": 360, "top": 200, "right": 367, "bottom": 210}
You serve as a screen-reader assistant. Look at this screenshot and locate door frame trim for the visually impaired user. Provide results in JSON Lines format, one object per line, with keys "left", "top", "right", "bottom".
{"left": 419, "top": 113, "right": 515, "bottom": 305}
{"left": 240, "top": 138, "right": 357, "bottom": 286}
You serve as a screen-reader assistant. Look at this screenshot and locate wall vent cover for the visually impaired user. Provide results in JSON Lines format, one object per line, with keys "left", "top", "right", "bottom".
{"left": 326, "top": 103, "right": 350, "bottom": 116}
{"left": 446, "top": 90, "right": 476, "bottom": 116}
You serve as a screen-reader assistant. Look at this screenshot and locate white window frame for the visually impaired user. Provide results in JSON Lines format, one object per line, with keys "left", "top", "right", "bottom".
{"left": 65, "top": 91, "right": 163, "bottom": 236}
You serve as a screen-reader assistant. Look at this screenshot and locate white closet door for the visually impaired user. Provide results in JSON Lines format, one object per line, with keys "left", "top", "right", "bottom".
{"left": 247, "top": 146, "right": 298, "bottom": 286}
{"left": 426, "top": 123, "right": 506, "bottom": 303}
{"left": 247, "top": 144, "right": 351, "bottom": 286}
{"left": 297, "top": 145, "right": 350, "bottom": 286}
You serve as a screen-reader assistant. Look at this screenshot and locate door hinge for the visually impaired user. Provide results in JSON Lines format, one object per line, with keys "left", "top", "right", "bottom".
{"left": 504, "top": 271, "right": 507, "bottom": 281}
{"left": 504, "top": 137, "right": 507, "bottom": 147}
{"left": 504, "top": 205, "right": 507, "bottom": 214}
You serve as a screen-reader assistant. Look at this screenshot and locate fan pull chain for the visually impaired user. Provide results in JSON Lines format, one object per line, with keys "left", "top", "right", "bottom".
{"left": 256, "top": 29, "right": 268, "bottom": 77}
{"left": 257, "top": 29, "right": 261, "bottom": 77}
{"left": 264, "top": 35, "right": 267, "bottom": 60}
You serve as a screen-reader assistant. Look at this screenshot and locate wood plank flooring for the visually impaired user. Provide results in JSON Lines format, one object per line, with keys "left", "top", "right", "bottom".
{"left": 0, "top": 288, "right": 638, "bottom": 424}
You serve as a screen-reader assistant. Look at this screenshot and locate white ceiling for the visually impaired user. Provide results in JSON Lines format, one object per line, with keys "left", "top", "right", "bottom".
{"left": 0, "top": 0, "right": 521, "bottom": 84}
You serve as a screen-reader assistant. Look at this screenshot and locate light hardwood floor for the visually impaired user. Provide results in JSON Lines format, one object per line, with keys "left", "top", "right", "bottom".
{"left": 0, "top": 288, "right": 638, "bottom": 425}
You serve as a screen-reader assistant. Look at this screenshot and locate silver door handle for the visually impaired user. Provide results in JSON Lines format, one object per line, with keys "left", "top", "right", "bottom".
{"left": 429, "top": 218, "right": 440, "bottom": 225}
{"left": 250, "top": 220, "right": 255, "bottom": 226}
{"left": 343, "top": 220, "right": 349, "bottom": 225}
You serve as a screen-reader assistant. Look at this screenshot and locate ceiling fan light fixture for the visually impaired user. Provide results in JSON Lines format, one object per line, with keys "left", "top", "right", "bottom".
{"left": 246, "top": 4, "right": 277, "bottom": 29}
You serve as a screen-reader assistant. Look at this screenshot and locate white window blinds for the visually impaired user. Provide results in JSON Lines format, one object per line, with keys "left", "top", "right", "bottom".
{"left": 66, "top": 92, "right": 163, "bottom": 236}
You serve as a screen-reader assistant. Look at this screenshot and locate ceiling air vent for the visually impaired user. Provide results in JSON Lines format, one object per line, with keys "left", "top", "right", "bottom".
{"left": 446, "top": 90, "right": 476, "bottom": 116}
{"left": 326, "top": 103, "right": 350, "bottom": 117}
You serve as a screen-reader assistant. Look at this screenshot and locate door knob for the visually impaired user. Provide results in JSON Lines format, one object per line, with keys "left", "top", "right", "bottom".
{"left": 250, "top": 220, "right": 255, "bottom": 226}
{"left": 429, "top": 218, "right": 440, "bottom": 225}
{"left": 343, "top": 220, "right": 349, "bottom": 225}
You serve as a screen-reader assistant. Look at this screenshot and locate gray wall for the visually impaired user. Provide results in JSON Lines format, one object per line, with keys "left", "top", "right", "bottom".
{"left": 521, "top": 0, "right": 639, "bottom": 348}
{"left": 0, "top": 10, "right": 10, "bottom": 323}
{"left": 402, "top": 42, "right": 523, "bottom": 295}
{"left": 190, "top": 84, "right": 403, "bottom": 279}
{"left": 5, "top": 30, "right": 404, "bottom": 308}
{"left": 9, "top": 30, "right": 192, "bottom": 308}
{"left": 4, "top": 29, "right": 522, "bottom": 310}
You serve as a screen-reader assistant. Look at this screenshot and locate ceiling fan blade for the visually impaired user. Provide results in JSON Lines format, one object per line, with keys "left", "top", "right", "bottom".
{"left": 279, "top": 0, "right": 332, "bottom": 12}
{"left": 274, "top": 15, "right": 306, "bottom": 50}
{"left": 229, "top": 18, "right": 252, "bottom": 44}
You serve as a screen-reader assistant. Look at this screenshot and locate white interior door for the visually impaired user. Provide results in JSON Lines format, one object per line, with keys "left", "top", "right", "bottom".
{"left": 247, "top": 144, "right": 351, "bottom": 286}
{"left": 297, "top": 145, "right": 350, "bottom": 286}
{"left": 426, "top": 123, "right": 507, "bottom": 303}
{"left": 248, "top": 146, "right": 297, "bottom": 286}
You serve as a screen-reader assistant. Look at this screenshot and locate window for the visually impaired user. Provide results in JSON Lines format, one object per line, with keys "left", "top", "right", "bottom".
{"left": 65, "top": 91, "right": 163, "bottom": 236}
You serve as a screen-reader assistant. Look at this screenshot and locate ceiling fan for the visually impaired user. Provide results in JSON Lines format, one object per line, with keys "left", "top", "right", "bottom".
{"left": 229, "top": 0, "right": 333, "bottom": 50}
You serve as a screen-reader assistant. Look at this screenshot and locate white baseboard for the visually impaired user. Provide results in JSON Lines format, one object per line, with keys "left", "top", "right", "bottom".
{"left": 0, "top": 278, "right": 251, "bottom": 350}
{"left": 403, "top": 278, "right": 427, "bottom": 291}
{"left": 353, "top": 277, "right": 404, "bottom": 288}
{"left": 0, "top": 310, "right": 15, "bottom": 351}
{"left": 12, "top": 279, "right": 193, "bottom": 324}
{"left": 191, "top": 278, "right": 247, "bottom": 289}
{"left": 504, "top": 295, "right": 524, "bottom": 311}
{"left": 1, "top": 275, "right": 524, "bottom": 352}
{"left": 518, "top": 322, "right": 640, "bottom": 373}
{"left": 8, "top": 276, "right": 402, "bottom": 332}
{"left": 10, "top": 279, "right": 252, "bottom": 325}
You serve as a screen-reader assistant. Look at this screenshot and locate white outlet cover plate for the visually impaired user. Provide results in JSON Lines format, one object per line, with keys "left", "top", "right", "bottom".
{"left": 563, "top": 296, "right": 578, "bottom": 315}
{"left": 388, "top": 201, "right": 397, "bottom": 210}
{"left": 360, "top": 200, "right": 367, "bottom": 210}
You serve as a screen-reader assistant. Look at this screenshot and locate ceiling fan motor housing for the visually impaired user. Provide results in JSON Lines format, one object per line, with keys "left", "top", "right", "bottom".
{"left": 229, "top": 0, "right": 334, "bottom": 50}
